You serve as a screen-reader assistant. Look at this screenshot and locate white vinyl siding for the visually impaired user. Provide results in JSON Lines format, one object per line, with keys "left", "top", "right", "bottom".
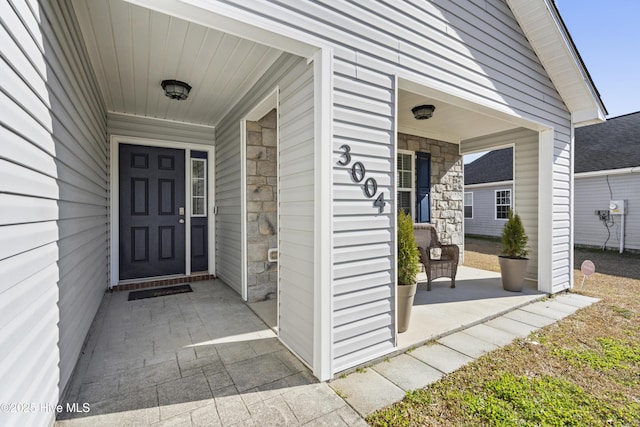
{"left": 332, "top": 59, "right": 395, "bottom": 372}
{"left": 215, "top": 54, "right": 314, "bottom": 364}
{"left": 191, "top": 0, "right": 567, "bottom": 123}
{"left": 107, "top": 112, "right": 215, "bottom": 146}
{"left": 214, "top": 54, "right": 302, "bottom": 294}
{"left": 1, "top": 1, "right": 107, "bottom": 426}
{"left": 278, "top": 60, "right": 315, "bottom": 366}
{"left": 575, "top": 174, "right": 640, "bottom": 251}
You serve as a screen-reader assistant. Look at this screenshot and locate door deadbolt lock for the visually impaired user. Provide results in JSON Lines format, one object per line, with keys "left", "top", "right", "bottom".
{"left": 179, "top": 207, "right": 185, "bottom": 215}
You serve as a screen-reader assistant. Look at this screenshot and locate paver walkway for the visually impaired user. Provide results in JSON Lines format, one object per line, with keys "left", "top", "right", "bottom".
{"left": 329, "top": 292, "right": 598, "bottom": 418}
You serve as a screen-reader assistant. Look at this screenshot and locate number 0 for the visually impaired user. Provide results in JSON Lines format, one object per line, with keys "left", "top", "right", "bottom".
{"left": 351, "top": 162, "right": 366, "bottom": 183}
{"left": 364, "top": 177, "right": 377, "bottom": 198}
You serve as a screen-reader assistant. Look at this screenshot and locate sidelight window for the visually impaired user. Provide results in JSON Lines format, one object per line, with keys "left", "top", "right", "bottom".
{"left": 191, "top": 158, "right": 207, "bottom": 216}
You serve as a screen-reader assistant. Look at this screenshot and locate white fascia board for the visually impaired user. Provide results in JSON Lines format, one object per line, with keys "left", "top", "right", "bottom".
{"left": 575, "top": 167, "right": 640, "bottom": 179}
{"left": 506, "top": 0, "right": 606, "bottom": 124}
{"left": 126, "top": 0, "right": 322, "bottom": 57}
{"left": 573, "top": 108, "right": 607, "bottom": 127}
{"left": 465, "top": 180, "right": 514, "bottom": 190}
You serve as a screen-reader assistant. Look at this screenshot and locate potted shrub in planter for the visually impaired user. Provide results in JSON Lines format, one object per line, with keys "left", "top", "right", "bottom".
{"left": 499, "top": 209, "right": 529, "bottom": 292}
{"left": 397, "top": 210, "right": 420, "bottom": 333}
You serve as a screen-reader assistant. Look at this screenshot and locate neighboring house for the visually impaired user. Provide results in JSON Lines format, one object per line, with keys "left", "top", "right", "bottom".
{"left": 1, "top": 1, "right": 605, "bottom": 425}
{"left": 574, "top": 112, "right": 640, "bottom": 251}
{"left": 464, "top": 148, "right": 514, "bottom": 237}
{"left": 464, "top": 113, "right": 639, "bottom": 252}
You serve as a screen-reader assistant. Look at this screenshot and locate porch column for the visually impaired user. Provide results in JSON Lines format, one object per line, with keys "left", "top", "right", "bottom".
{"left": 537, "top": 128, "right": 554, "bottom": 293}
{"left": 313, "top": 47, "right": 333, "bottom": 381}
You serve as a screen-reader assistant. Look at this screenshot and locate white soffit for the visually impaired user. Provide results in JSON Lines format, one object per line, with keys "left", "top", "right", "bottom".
{"left": 507, "top": 0, "right": 607, "bottom": 126}
{"left": 71, "top": 0, "right": 284, "bottom": 127}
{"left": 398, "top": 89, "right": 519, "bottom": 143}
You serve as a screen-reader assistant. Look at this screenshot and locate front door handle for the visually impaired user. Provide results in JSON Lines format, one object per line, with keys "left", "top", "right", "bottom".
{"left": 179, "top": 219, "right": 185, "bottom": 224}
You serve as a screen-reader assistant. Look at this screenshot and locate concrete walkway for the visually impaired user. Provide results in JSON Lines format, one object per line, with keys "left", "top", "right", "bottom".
{"left": 329, "top": 292, "right": 599, "bottom": 418}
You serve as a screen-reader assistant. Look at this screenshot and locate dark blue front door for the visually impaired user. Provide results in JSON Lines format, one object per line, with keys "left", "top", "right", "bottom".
{"left": 119, "top": 144, "right": 186, "bottom": 280}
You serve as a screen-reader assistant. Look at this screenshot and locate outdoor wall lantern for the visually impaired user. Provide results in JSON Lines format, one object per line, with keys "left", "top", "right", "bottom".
{"left": 412, "top": 104, "right": 436, "bottom": 120}
{"left": 161, "top": 79, "right": 192, "bottom": 100}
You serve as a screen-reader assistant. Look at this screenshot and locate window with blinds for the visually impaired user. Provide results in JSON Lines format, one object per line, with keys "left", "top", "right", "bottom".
{"left": 495, "top": 189, "right": 511, "bottom": 219}
{"left": 397, "top": 152, "right": 413, "bottom": 216}
{"left": 464, "top": 192, "right": 473, "bottom": 219}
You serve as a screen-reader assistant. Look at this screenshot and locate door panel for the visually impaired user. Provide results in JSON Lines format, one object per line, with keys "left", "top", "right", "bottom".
{"left": 120, "top": 144, "right": 185, "bottom": 279}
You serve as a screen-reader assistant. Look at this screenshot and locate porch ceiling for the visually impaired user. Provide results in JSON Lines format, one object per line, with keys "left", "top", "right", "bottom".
{"left": 71, "top": 0, "right": 283, "bottom": 127}
{"left": 398, "top": 89, "right": 518, "bottom": 144}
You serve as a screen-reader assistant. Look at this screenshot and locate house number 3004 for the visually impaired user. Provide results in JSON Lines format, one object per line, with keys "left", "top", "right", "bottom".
{"left": 337, "top": 144, "right": 386, "bottom": 213}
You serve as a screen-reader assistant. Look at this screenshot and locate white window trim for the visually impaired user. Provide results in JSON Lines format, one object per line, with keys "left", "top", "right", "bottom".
{"left": 464, "top": 191, "right": 473, "bottom": 219}
{"left": 191, "top": 158, "right": 207, "bottom": 217}
{"left": 495, "top": 188, "right": 512, "bottom": 220}
{"left": 397, "top": 149, "right": 416, "bottom": 220}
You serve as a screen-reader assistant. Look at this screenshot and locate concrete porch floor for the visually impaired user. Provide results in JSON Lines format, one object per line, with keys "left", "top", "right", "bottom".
{"left": 56, "top": 280, "right": 365, "bottom": 426}
{"left": 399, "top": 265, "right": 545, "bottom": 350}
{"left": 246, "top": 266, "right": 545, "bottom": 357}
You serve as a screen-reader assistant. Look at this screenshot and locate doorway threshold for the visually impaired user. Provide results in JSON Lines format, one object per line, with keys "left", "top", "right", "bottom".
{"left": 112, "top": 272, "right": 215, "bottom": 292}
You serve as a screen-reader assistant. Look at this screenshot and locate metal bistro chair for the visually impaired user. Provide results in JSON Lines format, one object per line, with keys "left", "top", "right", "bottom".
{"left": 413, "top": 223, "right": 459, "bottom": 291}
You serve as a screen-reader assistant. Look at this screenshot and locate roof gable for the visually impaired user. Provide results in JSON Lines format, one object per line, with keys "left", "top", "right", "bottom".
{"left": 506, "top": 0, "right": 606, "bottom": 126}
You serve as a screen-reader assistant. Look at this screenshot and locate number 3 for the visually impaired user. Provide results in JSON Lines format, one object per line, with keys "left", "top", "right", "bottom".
{"left": 337, "top": 144, "right": 351, "bottom": 166}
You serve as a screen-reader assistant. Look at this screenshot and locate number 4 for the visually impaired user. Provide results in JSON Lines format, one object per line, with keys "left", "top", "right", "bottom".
{"left": 374, "top": 193, "right": 386, "bottom": 213}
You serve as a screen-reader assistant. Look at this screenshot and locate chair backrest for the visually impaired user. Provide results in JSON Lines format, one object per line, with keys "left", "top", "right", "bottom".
{"left": 413, "top": 223, "right": 439, "bottom": 249}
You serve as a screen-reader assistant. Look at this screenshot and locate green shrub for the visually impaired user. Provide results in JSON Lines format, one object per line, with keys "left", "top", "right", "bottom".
{"left": 398, "top": 210, "right": 420, "bottom": 285}
{"left": 501, "top": 209, "right": 529, "bottom": 258}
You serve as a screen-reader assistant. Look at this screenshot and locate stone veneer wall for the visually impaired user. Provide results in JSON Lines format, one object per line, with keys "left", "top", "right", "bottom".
{"left": 398, "top": 133, "right": 463, "bottom": 246}
{"left": 246, "top": 109, "right": 278, "bottom": 302}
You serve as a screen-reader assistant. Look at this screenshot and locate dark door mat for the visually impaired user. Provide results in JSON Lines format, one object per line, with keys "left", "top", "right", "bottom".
{"left": 128, "top": 284, "right": 193, "bottom": 301}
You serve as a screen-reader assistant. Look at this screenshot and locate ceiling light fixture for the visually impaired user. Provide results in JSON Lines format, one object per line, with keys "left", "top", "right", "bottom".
{"left": 412, "top": 104, "right": 436, "bottom": 120}
{"left": 161, "top": 79, "right": 192, "bottom": 100}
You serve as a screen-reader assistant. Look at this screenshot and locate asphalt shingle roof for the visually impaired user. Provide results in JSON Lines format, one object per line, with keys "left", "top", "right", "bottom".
{"left": 464, "top": 147, "right": 513, "bottom": 185}
{"left": 464, "top": 112, "right": 640, "bottom": 185}
{"left": 575, "top": 111, "right": 640, "bottom": 173}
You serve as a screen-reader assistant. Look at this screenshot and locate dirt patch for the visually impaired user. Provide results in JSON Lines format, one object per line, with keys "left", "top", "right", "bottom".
{"left": 464, "top": 236, "right": 640, "bottom": 282}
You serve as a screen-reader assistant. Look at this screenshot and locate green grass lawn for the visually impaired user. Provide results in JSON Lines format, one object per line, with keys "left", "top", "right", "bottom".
{"left": 367, "top": 241, "right": 640, "bottom": 426}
